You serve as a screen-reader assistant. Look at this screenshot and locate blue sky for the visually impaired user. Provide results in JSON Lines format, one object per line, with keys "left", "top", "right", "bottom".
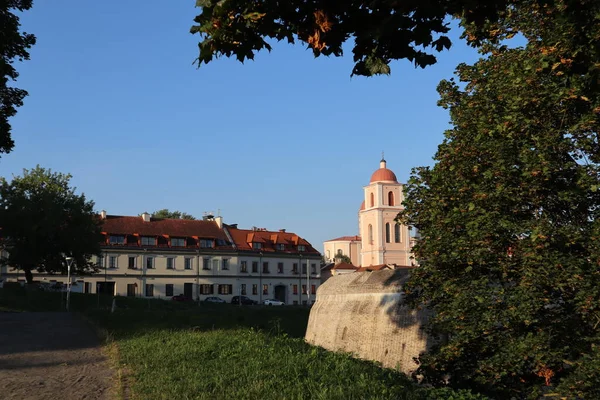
{"left": 1, "top": 1, "right": 482, "bottom": 251}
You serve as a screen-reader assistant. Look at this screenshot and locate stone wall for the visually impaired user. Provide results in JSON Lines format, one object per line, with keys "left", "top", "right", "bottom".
{"left": 305, "top": 269, "right": 429, "bottom": 375}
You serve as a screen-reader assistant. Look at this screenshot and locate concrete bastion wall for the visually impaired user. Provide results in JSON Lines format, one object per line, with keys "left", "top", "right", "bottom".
{"left": 305, "top": 269, "right": 430, "bottom": 375}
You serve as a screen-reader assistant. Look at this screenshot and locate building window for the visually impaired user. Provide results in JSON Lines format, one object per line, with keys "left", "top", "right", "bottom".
{"left": 337, "top": 249, "right": 342, "bottom": 256}
{"left": 252, "top": 261, "right": 258, "bottom": 273}
{"left": 127, "top": 284, "right": 136, "bottom": 297}
{"left": 293, "top": 284, "right": 298, "bottom": 295}
{"left": 368, "top": 224, "right": 373, "bottom": 244}
{"left": 252, "top": 284, "right": 258, "bottom": 295}
{"left": 311, "top": 263, "right": 317, "bottom": 274}
{"left": 184, "top": 258, "right": 192, "bottom": 270}
{"left": 240, "top": 261, "right": 248, "bottom": 273}
{"left": 277, "top": 262, "right": 284, "bottom": 274}
{"left": 109, "top": 256, "right": 117, "bottom": 269}
{"left": 141, "top": 236, "right": 155, "bottom": 246}
{"left": 146, "top": 257, "right": 154, "bottom": 269}
{"left": 109, "top": 235, "right": 125, "bottom": 245}
{"left": 218, "top": 284, "right": 233, "bottom": 295}
{"left": 263, "top": 284, "right": 268, "bottom": 295}
{"left": 298, "top": 245, "right": 306, "bottom": 252}
{"left": 262, "top": 262, "right": 269, "bottom": 273}
{"left": 171, "top": 238, "right": 185, "bottom": 247}
{"left": 395, "top": 223, "right": 401, "bottom": 243}
{"left": 96, "top": 255, "right": 104, "bottom": 268}
{"left": 166, "top": 284, "right": 174, "bottom": 297}
{"left": 370, "top": 192, "right": 374, "bottom": 207}
{"left": 128, "top": 256, "right": 136, "bottom": 269}
{"left": 212, "top": 259, "right": 219, "bottom": 270}
{"left": 252, "top": 242, "right": 262, "bottom": 250}
{"left": 385, "top": 223, "right": 391, "bottom": 243}
{"left": 241, "top": 284, "right": 247, "bottom": 295}
{"left": 203, "top": 258, "right": 210, "bottom": 270}
{"left": 388, "top": 191, "right": 394, "bottom": 206}
{"left": 311, "top": 284, "right": 316, "bottom": 294}
{"left": 302, "top": 263, "right": 307, "bottom": 274}
{"left": 145, "top": 284, "right": 154, "bottom": 297}
{"left": 302, "top": 285, "right": 307, "bottom": 295}
{"left": 200, "top": 284, "right": 214, "bottom": 295}
{"left": 166, "top": 257, "right": 174, "bottom": 270}
{"left": 276, "top": 243, "right": 285, "bottom": 251}
{"left": 326, "top": 250, "right": 330, "bottom": 260}
{"left": 222, "top": 259, "right": 229, "bottom": 270}
{"left": 292, "top": 263, "right": 298, "bottom": 274}
{"left": 199, "top": 239, "right": 212, "bottom": 248}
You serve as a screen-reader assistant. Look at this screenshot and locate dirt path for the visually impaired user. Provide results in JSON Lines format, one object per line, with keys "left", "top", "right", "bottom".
{"left": 0, "top": 312, "right": 114, "bottom": 400}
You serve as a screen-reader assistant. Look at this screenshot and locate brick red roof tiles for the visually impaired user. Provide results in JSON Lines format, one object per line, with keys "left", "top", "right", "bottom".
{"left": 332, "top": 262, "right": 358, "bottom": 270}
{"left": 100, "top": 215, "right": 228, "bottom": 240}
{"left": 324, "top": 235, "right": 361, "bottom": 242}
{"left": 227, "top": 226, "right": 320, "bottom": 255}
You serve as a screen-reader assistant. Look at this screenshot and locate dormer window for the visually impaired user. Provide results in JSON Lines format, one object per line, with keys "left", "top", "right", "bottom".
{"left": 199, "top": 239, "right": 213, "bottom": 248}
{"left": 298, "top": 245, "right": 306, "bottom": 252}
{"left": 171, "top": 238, "right": 185, "bottom": 247}
{"left": 141, "top": 236, "right": 156, "bottom": 246}
{"left": 109, "top": 235, "right": 125, "bottom": 245}
{"left": 276, "top": 244, "right": 285, "bottom": 251}
{"left": 252, "top": 242, "right": 262, "bottom": 250}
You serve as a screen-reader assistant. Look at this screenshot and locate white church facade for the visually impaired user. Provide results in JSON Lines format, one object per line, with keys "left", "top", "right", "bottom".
{"left": 324, "top": 158, "right": 414, "bottom": 268}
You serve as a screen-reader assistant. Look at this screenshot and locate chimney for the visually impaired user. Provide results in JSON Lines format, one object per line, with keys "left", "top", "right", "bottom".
{"left": 279, "top": 229, "right": 286, "bottom": 233}
{"left": 100, "top": 210, "right": 107, "bottom": 219}
{"left": 214, "top": 216, "right": 223, "bottom": 228}
{"left": 141, "top": 212, "right": 151, "bottom": 222}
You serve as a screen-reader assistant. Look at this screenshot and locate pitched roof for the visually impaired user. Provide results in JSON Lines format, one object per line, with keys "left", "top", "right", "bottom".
{"left": 227, "top": 225, "right": 320, "bottom": 255}
{"left": 332, "top": 262, "right": 358, "bottom": 270}
{"left": 324, "top": 235, "right": 361, "bottom": 242}
{"left": 356, "top": 264, "right": 415, "bottom": 272}
{"left": 100, "top": 215, "right": 228, "bottom": 240}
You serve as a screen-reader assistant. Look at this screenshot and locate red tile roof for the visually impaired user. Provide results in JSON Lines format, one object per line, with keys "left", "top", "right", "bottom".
{"left": 356, "top": 264, "right": 415, "bottom": 272}
{"left": 227, "top": 225, "right": 320, "bottom": 255}
{"left": 332, "top": 262, "right": 358, "bottom": 270}
{"left": 324, "top": 235, "right": 361, "bottom": 242}
{"left": 100, "top": 215, "right": 229, "bottom": 240}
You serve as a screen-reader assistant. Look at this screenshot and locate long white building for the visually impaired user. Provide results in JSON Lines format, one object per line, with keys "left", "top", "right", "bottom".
{"left": 1, "top": 212, "right": 322, "bottom": 305}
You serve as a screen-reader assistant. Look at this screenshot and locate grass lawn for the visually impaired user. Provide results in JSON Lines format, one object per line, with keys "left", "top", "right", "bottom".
{"left": 0, "top": 287, "right": 486, "bottom": 400}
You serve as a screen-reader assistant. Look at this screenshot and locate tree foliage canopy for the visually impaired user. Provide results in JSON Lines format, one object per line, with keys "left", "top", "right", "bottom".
{"left": 0, "top": 166, "right": 102, "bottom": 283}
{"left": 1, "top": 0, "right": 36, "bottom": 156}
{"left": 399, "top": 1, "right": 600, "bottom": 398}
{"left": 152, "top": 209, "right": 196, "bottom": 220}
{"left": 190, "top": 0, "right": 516, "bottom": 76}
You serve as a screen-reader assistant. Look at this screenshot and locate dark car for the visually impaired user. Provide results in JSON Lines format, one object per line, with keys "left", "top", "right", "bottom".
{"left": 231, "top": 295, "right": 257, "bottom": 305}
{"left": 171, "top": 294, "right": 193, "bottom": 302}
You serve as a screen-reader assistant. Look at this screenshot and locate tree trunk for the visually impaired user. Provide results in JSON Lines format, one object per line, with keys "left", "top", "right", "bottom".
{"left": 24, "top": 267, "right": 34, "bottom": 284}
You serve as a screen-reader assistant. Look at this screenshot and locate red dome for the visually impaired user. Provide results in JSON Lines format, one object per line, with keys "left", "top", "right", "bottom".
{"left": 359, "top": 200, "right": 365, "bottom": 211}
{"left": 370, "top": 160, "right": 398, "bottom": 183}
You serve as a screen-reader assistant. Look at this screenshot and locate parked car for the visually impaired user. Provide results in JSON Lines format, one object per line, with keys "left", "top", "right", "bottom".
{"left": 171, "top": 294, "right": 193, "bottom": 302}
{"left": 231, "top": 295, "right": 257, "bottom": 305}
{"left": 203, "top": 296, "right": 226, "bottom": 304}
{"left": 263, "top": 299, "right": 285, "bottom": 306}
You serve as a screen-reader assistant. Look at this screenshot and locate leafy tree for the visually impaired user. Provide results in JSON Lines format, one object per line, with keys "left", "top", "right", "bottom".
{"left": 1, "top": 0, "right": 36, "bottom": 156}
{"left": 152, "top": 209, "right": 196, "bottom": 220}
{"left": 334, "top": 253, "right": 352, "bottom": 265}
{"left": 0, "top": 166, "right": 102, "bottom": 284}
{"left": 400, "top": 2, "right": 600, "bottom": 397}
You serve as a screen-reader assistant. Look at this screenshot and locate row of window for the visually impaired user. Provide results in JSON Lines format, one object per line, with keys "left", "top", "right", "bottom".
{"left": 367, "top": 223, "right": 401, "bottom": 244}
{"left": 251, "top": 243, "right": 306, "bottom": 252}
{"left": 138, "top": 283, "right": 317, "bottom": 297}
{"left": 368, "top": 191, "right": 396, "bottom": 208}
{"left": 98, "top": 256, "right": 318, "bottom": 274}
{"left": 109, "top": 235, "right": 216, "bottom": 248}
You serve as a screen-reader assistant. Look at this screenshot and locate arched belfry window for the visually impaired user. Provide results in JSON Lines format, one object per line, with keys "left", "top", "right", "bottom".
{"left": 385, "top": 223, "right": 390, "bottom": 243}
{"left": 394, "top": 223, "right": 401, "bottom": 243}
{"left": 370, "top": 192, "right": 374, "bottom": 208}
{"left": 368, "top": 224, "right": 373, "bottom": 244}
{"left": 388, "top": 191, "right": 394, "bottom": 206}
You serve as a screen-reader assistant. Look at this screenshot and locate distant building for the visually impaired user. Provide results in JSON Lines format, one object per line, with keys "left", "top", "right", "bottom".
{"left": 1, "top": 212, "right": 322, "bottom": 305}
{"left": 323, "top": 158, "right": 415, "bottom": 268}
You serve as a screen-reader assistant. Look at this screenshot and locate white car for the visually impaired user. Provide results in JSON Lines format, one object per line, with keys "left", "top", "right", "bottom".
{"left": 263, "top": 299, "right": 285, "bottom": 306}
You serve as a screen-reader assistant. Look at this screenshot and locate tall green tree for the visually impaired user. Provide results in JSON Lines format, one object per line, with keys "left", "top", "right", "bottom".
{"left": 152, "top": 209, "right": 196, "bottom": 220}
{"left": 0, "top": 166, "right": 102, "bottom": 283}
{"left": 400, "top": 2, "right": 600, "bottom": 397}
{"left": 1, "top": 0, "right": 36, "bottom": 156}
